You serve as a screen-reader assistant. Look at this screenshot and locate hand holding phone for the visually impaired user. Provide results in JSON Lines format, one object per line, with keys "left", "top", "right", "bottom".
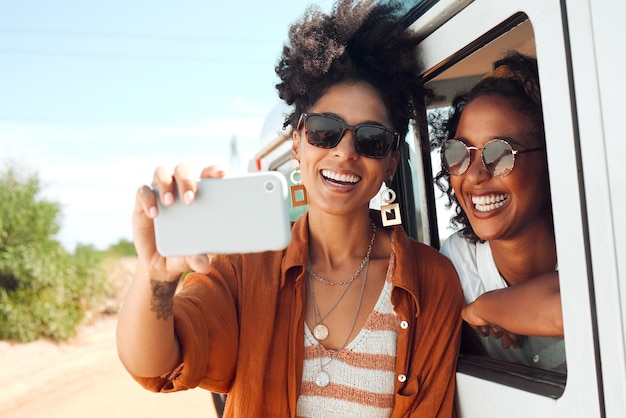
{"left": 153, "top": 172, "right": 292, "bottom": 256}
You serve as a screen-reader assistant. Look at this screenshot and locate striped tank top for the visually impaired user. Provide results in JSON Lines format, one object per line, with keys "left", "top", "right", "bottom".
{"left": 297, "top": 261, "right": 399, "bottom": 417}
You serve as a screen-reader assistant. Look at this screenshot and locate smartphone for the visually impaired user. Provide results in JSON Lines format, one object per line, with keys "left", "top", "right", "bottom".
{"left": 153, "top": 171, "right": 292, "bottom": 256}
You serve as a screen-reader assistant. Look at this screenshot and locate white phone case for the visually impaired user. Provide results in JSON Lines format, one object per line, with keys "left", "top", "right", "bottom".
{"left": 153, "top": 172, "right": 292, "bottom": 256}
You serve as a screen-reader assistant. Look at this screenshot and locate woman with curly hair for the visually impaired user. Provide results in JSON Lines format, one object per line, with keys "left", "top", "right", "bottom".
{"left": 117, "top": 1, "right": 463, "bottom": 416}
{"left": 432, "top": 51, "right": 565, "bottom": 372}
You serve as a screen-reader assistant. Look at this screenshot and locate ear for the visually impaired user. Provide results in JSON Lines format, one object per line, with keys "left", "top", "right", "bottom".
{"left": 292, "top": 128, "right": 301, "bottom": 160}
{"left": 386, "top": 150, "right": 400, "bottom": 180}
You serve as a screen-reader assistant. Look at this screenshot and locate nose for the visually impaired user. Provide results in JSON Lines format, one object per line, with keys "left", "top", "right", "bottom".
{"left": 464, "top": 150, "right": 491, "bottom": 183}
{"left": 332, "top": 128, "right": 359, "bottom": 159}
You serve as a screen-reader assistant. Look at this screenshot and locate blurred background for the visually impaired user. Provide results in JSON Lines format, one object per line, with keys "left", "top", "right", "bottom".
{"left": 0, "top": 1, "right": 331, "bottom": 416}
{"left": 0, "top": 0, "right": 330, "bottom": 251}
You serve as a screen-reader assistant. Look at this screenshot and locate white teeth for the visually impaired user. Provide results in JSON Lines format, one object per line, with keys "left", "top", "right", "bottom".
{"left": 321, "top": 169, "right": 360, "bottom": 184}
{"left": 471, "top": 194, "right": 507, "bottom": 212}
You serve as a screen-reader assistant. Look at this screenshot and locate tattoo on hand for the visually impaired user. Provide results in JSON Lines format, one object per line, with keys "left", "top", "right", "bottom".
{"left": 150, "top": 279, "right": 178, "bottom": 320}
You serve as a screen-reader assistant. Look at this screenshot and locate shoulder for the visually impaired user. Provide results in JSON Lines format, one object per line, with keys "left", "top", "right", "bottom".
{"left": 391, "top": 226, "right": 462, "bottom": 299}
{"left": 440, "top": 232, "right": 486, "bottom": 275}
{"left": 393, "top": 225, "right": 454, "bottom": 268}
{"left": 440, "top": 231, "right": 476, "bottom": 259}
{"left": 395, "top": 230, "right": 465, "bottom": 317}
{"left": 440, "top": 233, "right": 504, "bottom": 302}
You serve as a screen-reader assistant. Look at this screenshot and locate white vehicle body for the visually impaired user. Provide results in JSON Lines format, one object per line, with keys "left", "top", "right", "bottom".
{"left": 251, "top": 0, "right": 626, "bottom": 416}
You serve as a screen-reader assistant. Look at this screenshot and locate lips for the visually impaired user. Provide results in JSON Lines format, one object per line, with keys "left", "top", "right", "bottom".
{"left": 471, "top": 194, "right": 508, "bottom": 212}
{"left": 321, "top": 169, "right": 360, "bottom": 185}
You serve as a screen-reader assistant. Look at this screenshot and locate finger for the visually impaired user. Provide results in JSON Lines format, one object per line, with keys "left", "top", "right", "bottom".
{"left": 135, "top": 184, "right": 159, "bottom": 219}
{"left": 501, "top": 333, "right": 513, "bottom": 349}
{"left": 162, "top": 255, "right": 210, "bottom": 276}
{"left": 199, "top": 165, "right": 226, "bottom": 179}
{"left": 186, "top": 255, "right": 211, "bottom": 274}
{"left": 490, "top": 326, "right": 504, "bottom": 339}
{"left": 474, "top": 325, "right": 490, "bottom": 337}
{"left": 173, "top": 163, "right": 197, "bottom": 205}
{"left": 509, "top": 333, "right": 522, "bottom": 348}
{"left": 164, "top": 255, "right": 188, "bottom": 270}
{"left": 153, "top": 166, "right": 176, "bottom": 206}
{"left": 133, "top": 185, "right": 159, "bottom": 260}
{"left": 461, "top": 304, "right": 488, "bottom": 327}
{"left": 468, "top": 323, "right": 489, "bottom": 337}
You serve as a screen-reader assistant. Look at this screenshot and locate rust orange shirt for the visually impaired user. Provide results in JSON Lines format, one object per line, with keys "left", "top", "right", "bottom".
{"left": 131, "top": 212, "right": 463, "bottom": 417}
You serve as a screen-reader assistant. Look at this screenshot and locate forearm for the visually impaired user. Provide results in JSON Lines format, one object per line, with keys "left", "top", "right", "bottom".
{"left": 467, "top": 273, "right": 563, "bottom": 337}
{"left": 116, "top": 265, "right": 183, "bottom": 377}
{"left": 118, "top": 164, "right": 217, "bottom": 379}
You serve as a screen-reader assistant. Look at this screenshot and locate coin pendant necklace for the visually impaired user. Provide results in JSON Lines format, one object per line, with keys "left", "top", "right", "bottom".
{"left": 308, "top": 220, "right": 376, "bottom": 341}
{"left": 309, "top": 266, "right": 354, "bottom": 340}
{"left": 312, "top": 261, "right": 369, "bottom": 388}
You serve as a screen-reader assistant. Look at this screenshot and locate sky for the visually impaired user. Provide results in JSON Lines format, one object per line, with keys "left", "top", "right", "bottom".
{"left": 0, "top": 0, "right": 333, "bottom": 250}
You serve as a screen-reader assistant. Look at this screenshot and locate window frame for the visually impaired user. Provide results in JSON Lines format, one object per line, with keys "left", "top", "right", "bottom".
{"left": 403, "top": 0, "right": 604, "bottom": 416}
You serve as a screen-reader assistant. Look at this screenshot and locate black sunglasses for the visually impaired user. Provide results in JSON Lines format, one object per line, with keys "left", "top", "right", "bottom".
{"left": 297, "top": 113, "right": 399, "bottom": 159}
{"left": 441, "top": 138, "right": 543, "bottom": 177}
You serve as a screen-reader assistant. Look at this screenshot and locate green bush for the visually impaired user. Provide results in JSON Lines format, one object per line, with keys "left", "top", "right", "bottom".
{"left": 0, "top": 163, "right": 109, "bottom": 342}
{"left": 106, "top": 238, "right": 137, "bottom": 257}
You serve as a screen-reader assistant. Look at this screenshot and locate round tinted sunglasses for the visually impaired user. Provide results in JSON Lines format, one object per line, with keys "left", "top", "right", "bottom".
{"left": 441, "top": 138, "right": 544, "bottom": 177}
{"left": 297, "top": 113, "right": 399, "bottom": 159}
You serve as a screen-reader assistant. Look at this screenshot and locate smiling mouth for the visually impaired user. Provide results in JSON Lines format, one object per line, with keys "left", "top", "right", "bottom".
{"left": 471, "top": 194, "right": 508, "bottom": 212}
{"left": 321, "top": 169, "right": 360, "bottom": 186}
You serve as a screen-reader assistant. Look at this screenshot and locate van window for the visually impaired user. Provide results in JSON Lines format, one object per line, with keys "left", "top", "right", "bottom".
{"left": 418, "top": 14, "right": 567, "bottom": 396}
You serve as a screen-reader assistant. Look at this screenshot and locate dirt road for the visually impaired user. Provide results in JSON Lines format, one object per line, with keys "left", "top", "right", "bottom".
{"left": 0, "top": 315, "right": 218, "bottom": 418}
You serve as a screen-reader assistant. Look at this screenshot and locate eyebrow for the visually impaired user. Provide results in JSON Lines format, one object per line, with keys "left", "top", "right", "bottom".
{"left": 320, "top": 112, "right": 387, "bottom": 127}
{"left": 492, "top": 136, "right": 527, "bottom": 148}
{"left": 454, "top": 136, "right": 526, "bottom": 148}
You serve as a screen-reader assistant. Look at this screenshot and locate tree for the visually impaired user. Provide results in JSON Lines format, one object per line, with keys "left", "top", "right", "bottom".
{"left": 0, "top": 163, "right": 108, "bottom": 342}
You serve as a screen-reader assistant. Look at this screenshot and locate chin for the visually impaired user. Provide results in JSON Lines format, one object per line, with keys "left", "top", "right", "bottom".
{"left": 470, "top": 224, "right": 502, "bottom": 242}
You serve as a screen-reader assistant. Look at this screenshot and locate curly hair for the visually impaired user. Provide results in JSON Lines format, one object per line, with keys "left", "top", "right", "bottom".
{"left": 430, "top": 51, "right": 545, "bottom": 243}
{"left": 275, "top": 0, "right": 421, "bottom": 141}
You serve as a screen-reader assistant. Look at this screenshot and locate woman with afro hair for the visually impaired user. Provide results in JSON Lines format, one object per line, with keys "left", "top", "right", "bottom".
{"left": 117, "top": 1, "right": 463, "bottom": 416}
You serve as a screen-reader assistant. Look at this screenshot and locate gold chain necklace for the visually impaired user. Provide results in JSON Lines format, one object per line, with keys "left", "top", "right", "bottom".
{"left": 310, "top": 261, "right": 369, "bottom": 388}
{"left": 307, "top": 220, "right": 376, "bottom": 341}
{"left": 309, "top": 221, "right": 376, "bottom": 286}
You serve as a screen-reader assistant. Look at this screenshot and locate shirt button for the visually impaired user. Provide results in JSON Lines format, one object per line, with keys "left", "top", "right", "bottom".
{"left": 533, "top": 355, "right": 540, "bottom": 363}
{"left": 400, "top": 320, "right": 409, "bottom": 329}
{"left": 397, "top": 374, "right": 407, "bottom": 383}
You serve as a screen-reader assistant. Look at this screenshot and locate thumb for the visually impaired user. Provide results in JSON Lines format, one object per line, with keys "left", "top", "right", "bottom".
{"left": 186, "top": 254, "right": 212, "bottom": 274}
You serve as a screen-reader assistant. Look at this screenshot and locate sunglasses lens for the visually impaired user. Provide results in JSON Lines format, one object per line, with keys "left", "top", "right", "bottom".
{"left": 305, "top": 115, "right": 343, "bottom": 148}
{"left": 483, "top": 140, "right": 514, "bottom": 176}
{"left": 354, "top": 126, "right": 395, "bottom": 158}
{"left": 303, "top": 114, "right": 397, "bottom": 158}
{"left": 442, "top": 140, "right": 471, "bottom": 175}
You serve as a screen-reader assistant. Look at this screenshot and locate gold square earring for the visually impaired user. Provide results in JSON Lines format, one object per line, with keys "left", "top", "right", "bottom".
{"left": 289, "top": 159, "right": 308, "bottom": 207}
{"left": 381, "top": 181, "right": 401, "bottom": 226}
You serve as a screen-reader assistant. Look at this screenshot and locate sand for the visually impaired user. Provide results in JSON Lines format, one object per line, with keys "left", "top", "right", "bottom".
{"left": 0, "top": 258, "right": 219, "bottom": 418}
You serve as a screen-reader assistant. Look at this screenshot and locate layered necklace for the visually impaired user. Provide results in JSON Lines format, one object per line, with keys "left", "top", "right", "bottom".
{"left": 307, "top": 220, "right": 376, "bottom": 341}
{"left": 307, "top": 220, "right": 376, "bottom": 387}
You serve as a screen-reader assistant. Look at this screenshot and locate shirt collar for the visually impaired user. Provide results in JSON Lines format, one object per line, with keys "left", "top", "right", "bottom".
{"left": 388, "top": 223, "right": 422, "bottom": 318}
{"left": 279, "top": 210, "right": 423, "bottom": 318}
{"left": 280, "top": 212, "right": 310, "bottom": 288}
